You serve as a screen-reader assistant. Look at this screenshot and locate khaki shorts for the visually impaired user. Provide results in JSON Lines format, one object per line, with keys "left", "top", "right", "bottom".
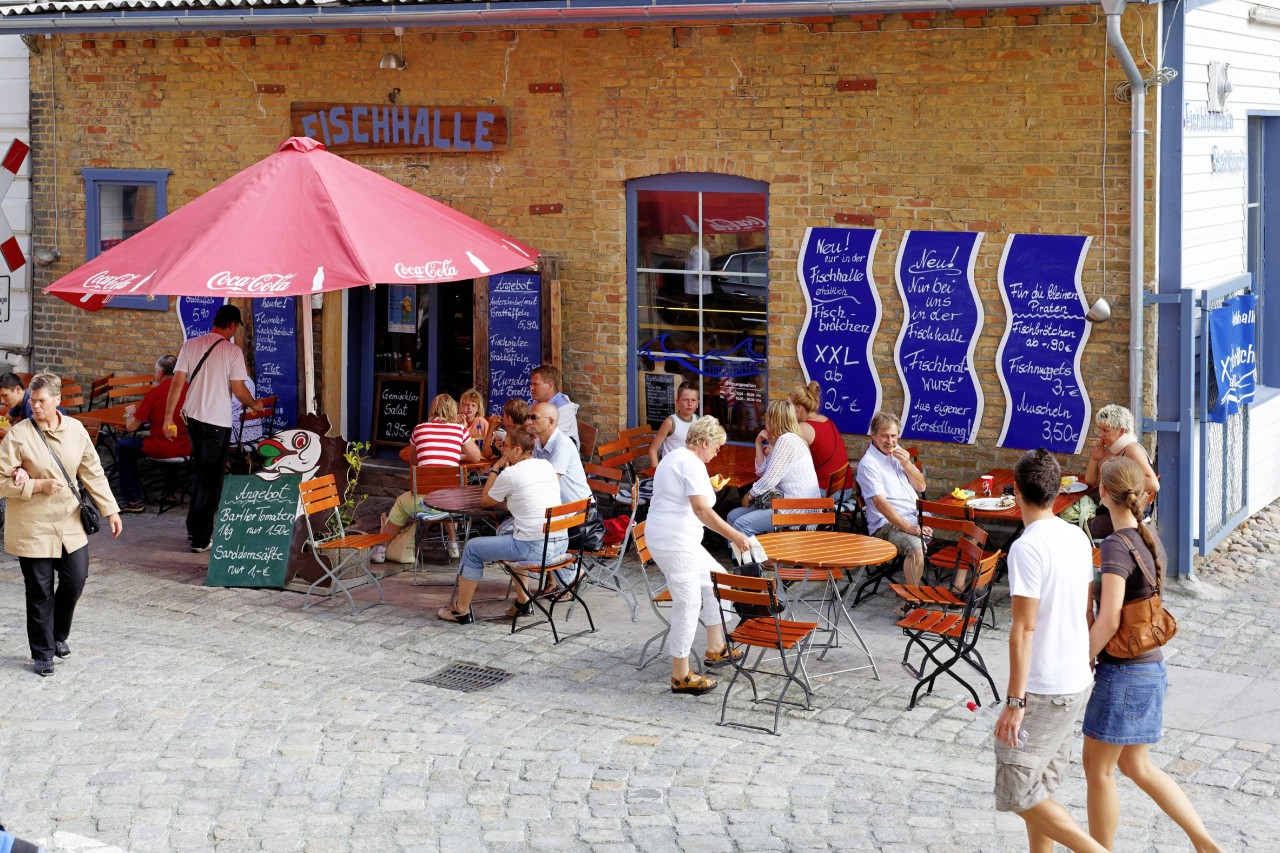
{"left": 994, "top": 686, "right": 1092, "bottom": 813}
{"left": 872, "top": 523, "right": 921, "bottom": 555}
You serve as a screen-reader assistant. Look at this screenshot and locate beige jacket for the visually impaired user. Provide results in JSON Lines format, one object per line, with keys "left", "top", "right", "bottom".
{"left": 0, "top": 414, "right": 119, "bottom": 558}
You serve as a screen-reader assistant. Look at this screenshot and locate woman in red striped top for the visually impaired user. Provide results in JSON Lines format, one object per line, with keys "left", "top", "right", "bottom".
{"left": 372, "top": 394, "right": 482, "bottom": 565}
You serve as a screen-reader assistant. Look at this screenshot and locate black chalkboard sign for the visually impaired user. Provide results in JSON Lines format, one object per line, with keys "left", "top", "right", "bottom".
{"left": 642, "top": 371, "right": 679, "bottom": 429}
{"left": 206, "top": 474, "right": 302, "bottom": 588}
{"left": 252, "top": 297, "right": 299, "bottom": 430}
{"left": 373, "top": 374, "right": 424, "bottom": 448}
{"left": 487, "top": 273, "right": 542, "bottom": 415}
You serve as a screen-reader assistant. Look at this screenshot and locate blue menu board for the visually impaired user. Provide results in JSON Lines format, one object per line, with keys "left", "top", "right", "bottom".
{"left": 996, "top": 234, "right": 1092, "bottom": 454}
{"left": 176, "top": 295, "right": 227, "bottom": 340}
{"left": 488, "top": 273, "right": 541, "bottom": 415}
{"left": 894, "top": 230, "right": 984, "bottom": 444}
{"left": 795, "top": 227, "right": 882, "bottom": 435}
{"left": 252, "top": 297, "right": 299, "bottom": 429}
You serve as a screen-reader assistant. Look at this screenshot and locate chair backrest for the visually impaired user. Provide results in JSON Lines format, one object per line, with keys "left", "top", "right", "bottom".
{"left": 237, "top": 395, "right": 279, "bottom": 444}
{"left": 61, "top": 389, "right": 86, "bottom": 410}
{"left": 710, "top": 570, "right": 783, "bottom": 615}
{"left": 770, "top": 496, "right": 837, "bottom": 530}
{"left": 826, "top": 462, "right": 852, "bottom": 498}
{"left": 411, "top": 464, "right": 463, "bottom": 497}
{"left": 577, "top": 420, "right": 598, "bottom": 463}
{"left": 77, "top": 416, "right": 102, "bottom": 448}
{"left": 598, "top": 434, "right": 646, "bottom": 473}
{"left": 298, "top": 474, "right": 344, "bottom": 542}
{"left": 951, "top": 535, "right": 989, "bottom": 574}
{"left": 107, "top": 373, "right": 155, "bottom": 401}
{"left": 963, "top": 551, "right": 1003, "bottom": 620}
{"left": 918, "top": 498, "right": 970, "bottom": 521}
{"left": 632, "top": 520, "right": 651, "bottom": 564}
{"left": 584, "top": 462, "right": 623, "bottom": 499}
{"left": 87, "top": 374, "right": 113, "bottom": 410}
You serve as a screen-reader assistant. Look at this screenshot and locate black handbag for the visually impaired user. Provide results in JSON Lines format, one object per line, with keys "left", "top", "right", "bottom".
{"left": 750, "top": 489, "right": 783, "bottom": 511}
{"left": 569, "top": 501, "right": 606, "bottom": 552}
{"left": 732, "top": 560, "right": 787, "bottom": 617}
{"left": 32, "top": 419, "right": 102, "bottom": 535}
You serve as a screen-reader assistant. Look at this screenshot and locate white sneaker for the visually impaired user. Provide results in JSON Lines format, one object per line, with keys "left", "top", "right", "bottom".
{"left": 447, "top": 541, "right": 461, "bottom": 560}
{"left": 370, "top": 545, "right": 387, "bottom": 564}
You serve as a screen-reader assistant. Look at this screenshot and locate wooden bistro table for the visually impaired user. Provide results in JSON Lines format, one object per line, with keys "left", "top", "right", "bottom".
{"left": 754, "top": 530, "right": 897, "bottom": 680}
{"left": 706, "top": 444, "right": 759, "bottom": 491}
{"left": 937, "top": 467, "right": 1090, "bottom": 553}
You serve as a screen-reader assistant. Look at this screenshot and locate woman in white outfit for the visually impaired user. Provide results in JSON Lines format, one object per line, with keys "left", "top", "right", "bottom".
{"left": 646, "top": 415, "right": 752, "bottom": 695}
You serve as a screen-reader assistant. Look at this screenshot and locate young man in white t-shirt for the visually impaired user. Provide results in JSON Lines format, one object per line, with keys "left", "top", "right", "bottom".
{"left": 994, "top": 448, "right": 1106, "bottom": 853}
{"left": 437, "top": 427, "right": 564, "bottom": 625}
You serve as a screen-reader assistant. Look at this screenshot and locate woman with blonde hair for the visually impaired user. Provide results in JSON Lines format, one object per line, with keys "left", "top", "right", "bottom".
{"left": 789, "top": 380, "right": 846, "bottom": 489}
{"left": 1082, "top": 455, "right": 1220, "bottom": 853}
{"left": 727, "top": 399, "right": 820, "bottom": 537}
{"left": 458, "top": 387, "right": 489, "bottom": 444}
{"left": 1083, "top": 404, "right": 1159, "bottom": 538}
{"left": 646, "top": 415, "right": 752, "bottom": 694}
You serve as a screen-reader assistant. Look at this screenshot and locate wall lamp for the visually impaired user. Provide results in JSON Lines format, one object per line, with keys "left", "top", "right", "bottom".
{"left": 380, "top": 26, "right": 407, "bottom": 71}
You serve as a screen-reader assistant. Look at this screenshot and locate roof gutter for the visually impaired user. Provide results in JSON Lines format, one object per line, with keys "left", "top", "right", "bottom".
{"left": 1100, "top": 0, "right": 1149, "bottom": 442}
{"left": 0, "top": 1, "right": 1127, "bottom": 35}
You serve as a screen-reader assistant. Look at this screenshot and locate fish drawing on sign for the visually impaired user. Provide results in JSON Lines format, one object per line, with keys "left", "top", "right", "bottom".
{"left": 254, "top": 429, "right": 323, "bottom": 482}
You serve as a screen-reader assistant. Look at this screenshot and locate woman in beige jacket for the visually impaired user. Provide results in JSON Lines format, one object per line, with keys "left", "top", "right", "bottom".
{"left": 0, "top": 373, "right": 121, "bottom": 676}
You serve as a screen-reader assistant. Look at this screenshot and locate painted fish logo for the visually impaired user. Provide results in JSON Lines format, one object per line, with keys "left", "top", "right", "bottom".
{"left": 254, "top": 429, "right": 323, "bottom": 481}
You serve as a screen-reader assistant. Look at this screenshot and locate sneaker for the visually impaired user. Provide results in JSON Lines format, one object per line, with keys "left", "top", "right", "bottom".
{"left": 119, "top": 501, "right": 145, "bottom": 514}
{"left": 54, "top": 640, "right": 70, "bottom": 659}
{"left": 191, "top": 543, "right": 212, "bottom": 553}
{"left": 33, "top": 659, "right": 54, "bottom": 677}
{"left": 446, "top": 541, "right": 461, "bottom": 560}
{"left": 370, "top": 545, "right": 387, "bottom": 564}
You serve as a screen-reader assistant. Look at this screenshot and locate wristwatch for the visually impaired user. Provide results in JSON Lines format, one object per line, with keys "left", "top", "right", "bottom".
{"left": 1005, "top": 696, "right": 1027, "bottom": 709}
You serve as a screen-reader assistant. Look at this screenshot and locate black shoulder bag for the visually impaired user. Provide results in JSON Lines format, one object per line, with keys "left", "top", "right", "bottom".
{"left": 177, "top": 337, "right": 228, "bottom": 425}
{"left": 32, "top": 420, "right": 101, "bottom": 535}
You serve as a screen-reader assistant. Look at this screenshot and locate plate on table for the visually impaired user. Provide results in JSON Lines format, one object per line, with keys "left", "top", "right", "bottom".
{"left": 1061, "top": 481, "right": 1088, "bottom": 494}
{"left": 967, "top": 496, "right": 1015, "bottom": 511}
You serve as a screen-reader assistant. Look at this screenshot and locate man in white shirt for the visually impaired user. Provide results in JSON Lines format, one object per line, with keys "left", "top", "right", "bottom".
{"left": 855, "top": 411, "right": 929, "bottom": 585}
{"left": 162, "top": 305, "right": 262, "bottom": 553}
{"left": 530, "top": 363, "right": 579, "bottom": 449}
{"left": 527, "top": 402, "right": 590, "bottom": 505}
{"left": 994, "top": 448, "right": 1104, "bottom": 853}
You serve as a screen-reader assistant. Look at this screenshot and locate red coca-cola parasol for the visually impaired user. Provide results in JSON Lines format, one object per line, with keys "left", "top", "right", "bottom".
{"left": 44, "top": 136, "right": 538, "bottom": 311}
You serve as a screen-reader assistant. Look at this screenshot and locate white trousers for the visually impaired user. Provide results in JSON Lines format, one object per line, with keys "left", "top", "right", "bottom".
{"left": 649, "top": 544, "right": 725, "bottom": 660}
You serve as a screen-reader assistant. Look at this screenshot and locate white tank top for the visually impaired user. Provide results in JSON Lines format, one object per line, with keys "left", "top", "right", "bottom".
{"left": 661, "top": 413, "right": 694, "bottom": 457}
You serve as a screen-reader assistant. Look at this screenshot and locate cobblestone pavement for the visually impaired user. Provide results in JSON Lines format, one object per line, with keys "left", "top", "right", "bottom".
{"left": 1, "top": 502, "right": 1278, "bottom": 852}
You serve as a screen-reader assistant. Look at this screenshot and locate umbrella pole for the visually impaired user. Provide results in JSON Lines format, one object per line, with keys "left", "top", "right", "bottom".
{"left": 301, "top": 296, "right": 317, "bottom": 415}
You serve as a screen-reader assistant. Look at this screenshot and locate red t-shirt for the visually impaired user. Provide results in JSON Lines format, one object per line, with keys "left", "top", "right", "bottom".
{"left": 139, "top": 376, "right": 192, "bottom": 459}
{"left": 807, "top": 417, "right": 846, "bottom": 488}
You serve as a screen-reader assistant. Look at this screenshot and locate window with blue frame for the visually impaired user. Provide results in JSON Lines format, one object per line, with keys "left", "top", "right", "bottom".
{"left": 628, "top": 173, "right": 769, "bottom": 444}
{"left": 83, "top": 168, "right": 170, "bottom": 310}
{"left": 1248, "top": 116, "right": 1280, "bottom": 388}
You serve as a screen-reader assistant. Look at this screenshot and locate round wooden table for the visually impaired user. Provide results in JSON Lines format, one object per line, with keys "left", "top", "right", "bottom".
{"left": 421, "top": 485, "right": 497, "bottom": 516}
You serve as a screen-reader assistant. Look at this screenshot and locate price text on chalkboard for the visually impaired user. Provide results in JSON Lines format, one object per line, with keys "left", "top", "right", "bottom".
{"left": 643, "top": 372, "right": 679, "bottom": 429}
{"left": 374, "top": 375, "right": 424, "bottom": 447}
{"left": 177, "top": 295, "right": 227, "bottom": 341}
{"left": 206, "top": 474, "right": 302, "bottom": 588}
{"left": 996, "top": 234, "right": 1093, "bottom": 454}
{"left": 894, "top": 230, "right": 985, "bottom": 444}
{"left": 252, "top": 297, "right": 299, "bottom": 430}
{"left": 796, "top": 227, "right": 882, "bottom": 435}
{"left": 487, "top": 273, "right": 541, "bottom": 415}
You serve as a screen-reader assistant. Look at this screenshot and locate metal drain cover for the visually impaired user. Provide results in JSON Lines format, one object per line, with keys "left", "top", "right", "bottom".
{"left": 415, "top": 663, "right": 514, "bottom": 693}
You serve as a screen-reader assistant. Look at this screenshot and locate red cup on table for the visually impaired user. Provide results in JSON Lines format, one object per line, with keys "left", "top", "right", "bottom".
{"left": 980, "top": 475, "right": 994, "bottom": 497}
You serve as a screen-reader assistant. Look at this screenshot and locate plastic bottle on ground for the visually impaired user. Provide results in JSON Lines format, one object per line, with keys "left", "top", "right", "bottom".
{"left": 967, "top": 700, "right": 1028, "bottom": 747}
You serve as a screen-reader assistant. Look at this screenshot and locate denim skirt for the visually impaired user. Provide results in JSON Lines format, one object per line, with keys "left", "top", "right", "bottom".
{"left": 1082, "top": 661, "right": 1167, "bottom": 745}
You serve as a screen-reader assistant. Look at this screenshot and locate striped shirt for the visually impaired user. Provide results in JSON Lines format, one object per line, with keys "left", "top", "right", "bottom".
{"left": 411, "top": 421, "right": 469, "bottom": 466}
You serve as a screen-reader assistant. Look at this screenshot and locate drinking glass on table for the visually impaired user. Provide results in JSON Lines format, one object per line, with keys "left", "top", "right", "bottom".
{"left": 980, "top": 475, "right": 993, "bottom": 497}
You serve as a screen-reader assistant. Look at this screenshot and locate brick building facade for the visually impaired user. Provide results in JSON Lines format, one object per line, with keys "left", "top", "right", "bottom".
{"left": 22, "top": 4, "right": 1152, "bottom": 484}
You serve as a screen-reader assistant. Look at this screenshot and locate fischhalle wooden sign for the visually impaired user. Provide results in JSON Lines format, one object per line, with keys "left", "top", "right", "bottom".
{"left": 290, "top": 103, "right": 509, "bottom": 154}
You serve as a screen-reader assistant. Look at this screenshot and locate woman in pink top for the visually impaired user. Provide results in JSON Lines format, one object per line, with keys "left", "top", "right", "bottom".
{"left": 372, "top": 394, "right": 481, "bottom": 564}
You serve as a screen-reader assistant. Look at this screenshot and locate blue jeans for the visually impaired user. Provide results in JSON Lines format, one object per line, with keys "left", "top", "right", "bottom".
{"left": 728, "top": 506, "right": 775, "bottom": 537}
{"left": 459, "top": 534, "right": 568, "bottom": 583}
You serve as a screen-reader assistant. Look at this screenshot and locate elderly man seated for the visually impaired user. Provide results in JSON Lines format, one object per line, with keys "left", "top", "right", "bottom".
{"left": 855, "top": 411, "right": 930, "bottom": 599}
{"left": 116, "top": 355, "right": 191, "bottom": 513}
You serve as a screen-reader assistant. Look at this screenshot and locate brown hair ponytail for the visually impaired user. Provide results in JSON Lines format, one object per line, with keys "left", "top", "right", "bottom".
{"left": 1100, "top": 455, "right": 1163, "bottom": 579}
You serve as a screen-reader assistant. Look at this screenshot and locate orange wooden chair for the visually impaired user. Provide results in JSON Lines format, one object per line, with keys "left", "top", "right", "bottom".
{"left": 410, "top": 464, "right": 466, "bottom": 584}
{"left": 107, "top": 373, "right": 155, "bottom": 404}
{"left": 711, "top": 570, "right": 820, "bottom": 735}
{"left": 576, "top": 465, "right": 641, "bottom": 620}
{"left": 298, "top": 474, "right": 392, "bottom": 615}
{"left": 500, "top": 497, "right": 594, "bottom": 644}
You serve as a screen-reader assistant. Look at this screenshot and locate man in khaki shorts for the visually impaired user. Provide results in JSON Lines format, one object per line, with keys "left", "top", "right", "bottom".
{"left": 855, "top": 411, "right": 930, "bottom": 587}
{"left": 994, "top": 448, "right": 1106, "bottom": 853}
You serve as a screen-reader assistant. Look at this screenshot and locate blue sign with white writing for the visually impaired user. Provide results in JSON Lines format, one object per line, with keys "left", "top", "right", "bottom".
{"left": 488, "top": 273, "right": 541, "bottom": 416}
{"left": 796, "top": 227, "right": 882, "bottom": 435}
{"left": 1208, "top": 292, "right": 1256, "bottom": 423}
{"left": 252, "top": 297, "right": 298, "bottom": 429}
{"left": 894, "top": 230, "right": 984, "bottom": 444}
{"left": 176, "top": 295, "right": 227, "bottom": 340}
{"left": 996, "top": 234, "right": 1092, "bottom": 454}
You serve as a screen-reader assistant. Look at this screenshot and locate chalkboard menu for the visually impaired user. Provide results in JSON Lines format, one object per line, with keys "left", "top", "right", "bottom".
{"left": 642, "top": 370, "right": 679, "bottom": 429}
{"left": 894, "top": 230, "right": 985, "bottom": 444}
{"left": 487, "top": 272, "right": 541, "bottom": 415}
{"left": 996, "top": 234, "right": 1093, "bottom": 454}
{"left": 252, "top": 297, "right": 299, "bottom": 430}
{"left": 176, "top": 295, "right": 227, "bottom": 340}
{"left": 373, "top": 374, "right": 424, "bottom": 448}
{"left": 206, "top": 474, "right": 302, "bottom": 588}
{"left": 796, "top": 227, "right": 883, "bottom": 435}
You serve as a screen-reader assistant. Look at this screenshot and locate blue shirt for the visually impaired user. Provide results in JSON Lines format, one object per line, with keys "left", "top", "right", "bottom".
{"left": 9, "top": 389, "right": 66, "bottom": 421}
{"left": 533, "top": 428, "right": 590, "bottom": 504}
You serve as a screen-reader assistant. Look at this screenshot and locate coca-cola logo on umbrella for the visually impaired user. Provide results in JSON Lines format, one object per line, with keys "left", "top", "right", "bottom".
{"left": 394, "top": 259, "right": 459, "bottom": 281}
{"left": 206, "top": 271, "right": 298, "bottom": 294}
{"left": 84, "top": 270, "right": 155, "bottom": 293}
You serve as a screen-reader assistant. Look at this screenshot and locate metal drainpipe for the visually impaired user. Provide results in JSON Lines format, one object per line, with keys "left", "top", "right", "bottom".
{"left": 1101, "top": 0, "right": 1148, "bottom": 440}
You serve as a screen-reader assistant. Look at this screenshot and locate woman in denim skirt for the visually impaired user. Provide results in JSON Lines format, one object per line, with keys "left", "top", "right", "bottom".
{"left": 1082, "top": 456, "right": 1221, "bottom": 852}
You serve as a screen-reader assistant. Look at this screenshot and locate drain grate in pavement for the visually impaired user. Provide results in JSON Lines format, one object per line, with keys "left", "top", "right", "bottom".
{"left": 415, "top": 663, "right": 514, "bottom": 693}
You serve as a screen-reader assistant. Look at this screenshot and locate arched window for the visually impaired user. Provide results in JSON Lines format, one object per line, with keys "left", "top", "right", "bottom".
{"left": 627, "top": 173, "right": 768, "bottom": 443}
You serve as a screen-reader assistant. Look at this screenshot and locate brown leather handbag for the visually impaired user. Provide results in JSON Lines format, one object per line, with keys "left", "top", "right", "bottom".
{"left": 1104, "top": 533, "right": 1179, "bottom": 659}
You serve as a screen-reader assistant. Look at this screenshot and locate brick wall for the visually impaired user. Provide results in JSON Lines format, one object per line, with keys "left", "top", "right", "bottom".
{"left": 27, "top": 6, "right": 1154, "bottom": 485}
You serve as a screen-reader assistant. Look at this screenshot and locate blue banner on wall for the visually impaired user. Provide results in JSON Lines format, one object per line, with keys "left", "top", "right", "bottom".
{"left": 995, "top": 234, "right": 1092, "bottom": 454}
{"left": 795, "top": 227, "right": 882, "bottom": 435}
{"left": 176, "top": 295, "right": 227, "bottom": 340}
{"left": 488, "top": 273, "right": 541, "bottom": 416}
{"left": 1208, "top": 292, "right": 1256, "bottom": 423}
{"left": 251, "top": 297, "right": 299, "bottom": 429}
{"left": 894, "top": 230, "right": 985, "bottom": 444}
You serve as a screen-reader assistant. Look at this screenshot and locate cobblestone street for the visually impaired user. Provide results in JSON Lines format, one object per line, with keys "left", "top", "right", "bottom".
{"left": 2, "top": 504, "right": 1278, "bottom": 852}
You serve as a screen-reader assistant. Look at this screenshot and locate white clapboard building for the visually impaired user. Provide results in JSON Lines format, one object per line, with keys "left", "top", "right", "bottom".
{"left": 0, "top": 33, "right": 29, "bottom": 373}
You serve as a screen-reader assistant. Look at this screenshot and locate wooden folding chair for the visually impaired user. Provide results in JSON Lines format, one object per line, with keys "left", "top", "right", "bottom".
{"left": 917, "top": 500, "right": 989, "bottom": 586}
{"left": 61, "top": 385, "right": 85, "bottom": 411}
{"left": 107, "top": 374, "right": 155, "bottom": 404}
{"left": 576, "top": 420, "right": 598, "bottom": 465}
{"left": 891, "top": 536, "right": 987, "bottom": 611}
{"left": 298, "top": 474, "right": 392, "bottom": 615}
{"left": 499, "top": 497, "right": 595, "bottom": 644}
{"left": 711, "top": 570, "right": 820, "bottom": 736}
{"left": 410, "top": 464, "right": 465, "bottom": 585}
{"left": 825, "top": 463, "right": 857, "bottom": 532}
{"left": 598, "top": 431, "right": 653, "bottom": 509}
{"left": 575, "top": 465, "right": 641, "bottom": 620}
{"left": 85, "top": 373, "right": 113, "bottom": 411}
{"left": 898, "top": 550, "right": 1003, "bottom": 709}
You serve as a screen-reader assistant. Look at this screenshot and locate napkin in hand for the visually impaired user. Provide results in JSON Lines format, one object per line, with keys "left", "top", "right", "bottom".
{"left": 730, "top": 535, "right": 768, "bottom": 565}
